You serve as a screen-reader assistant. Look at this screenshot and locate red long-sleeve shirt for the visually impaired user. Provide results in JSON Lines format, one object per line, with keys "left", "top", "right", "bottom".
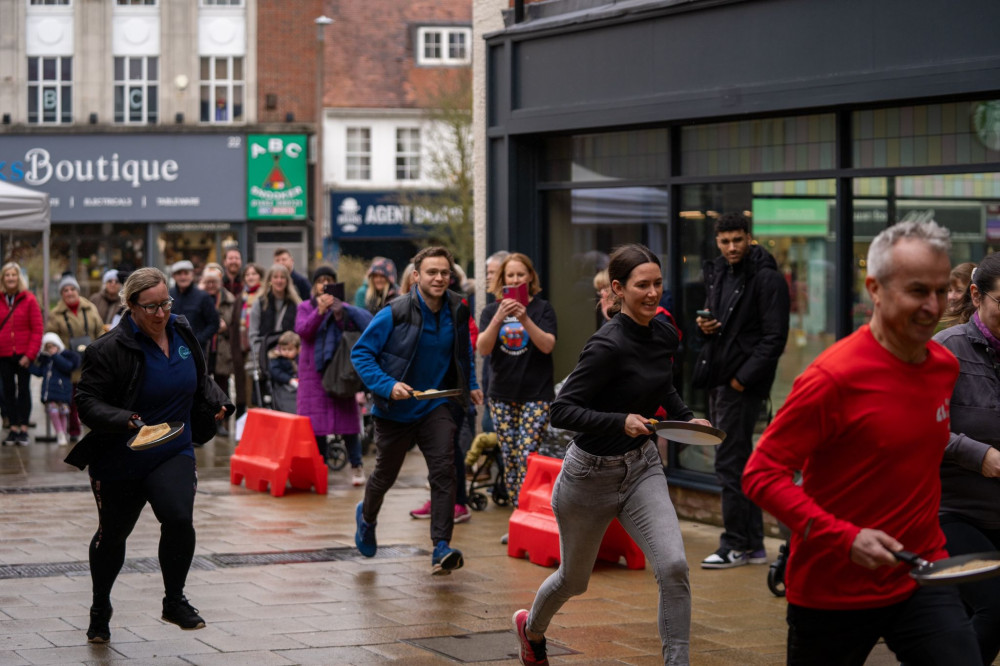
{"left": 743, "top": 325, "right": 958, "bottom": 610}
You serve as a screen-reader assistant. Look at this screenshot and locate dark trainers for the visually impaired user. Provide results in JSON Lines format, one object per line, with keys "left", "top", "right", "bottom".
{"left": 16, "top": 431, "right": 29, "bottom": 446}
{"left": 747, "top": 548, "right": 768, "bottom": 564}
{"left": 355, "top": 501, "right": 377, "bottom": 557}
{"left": 512, "top": 609, "right": 548, "bottom": 666}
{"left": 2, "top": 431, "right": 16, "bottom": 446}
{"left": 431, "top": 540, "right": 464, "bottom": 575}
{"left": 86, "top": 605, "right": 113, "bottom": 643}
{"left": 161, "top": 596, "right": 205, "bottom": 630}
{"left": 701, "top": 547, "right": 748, "bottom": 569}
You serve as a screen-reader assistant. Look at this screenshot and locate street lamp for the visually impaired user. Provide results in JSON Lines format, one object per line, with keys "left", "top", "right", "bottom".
{"left": 314, "top": 15, "right": 334, "bottom": 264}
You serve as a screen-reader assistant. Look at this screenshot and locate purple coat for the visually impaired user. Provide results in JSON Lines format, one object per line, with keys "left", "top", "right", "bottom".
{"left": 295, "top": 299, "right": 362, "bottom": 436}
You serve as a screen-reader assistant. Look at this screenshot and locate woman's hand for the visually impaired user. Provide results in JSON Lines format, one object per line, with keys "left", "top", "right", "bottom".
{"left": 624, "top": 413, "right": 654, "bottom": 438}
{"left": 689, "top": 418, "right": 712, "bottom": 428}
{"left": 316, "top": 293, "right": 335, "bottom": 314}
{"left": 214, "top": 407, "right": 227, "bottom": 421}
{"left": 18, "top": 355, "right": 30, "bottom": 368}
{"left": 495, "top": 298, "right": 523, "bottom": 321}
{"left": 390, "top": 381, "right": 414, "bottom": 400}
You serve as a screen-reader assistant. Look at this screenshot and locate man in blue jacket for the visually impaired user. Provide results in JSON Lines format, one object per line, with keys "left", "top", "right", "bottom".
{"left": 168, "top": 260, "right": 218, "bottom": 353}
{"left": 351, "top": 246, "right": 482, "bottom": 575}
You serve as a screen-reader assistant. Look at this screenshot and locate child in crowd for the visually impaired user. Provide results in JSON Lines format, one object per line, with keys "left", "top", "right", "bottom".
{"left": 30, "top": 332, "right": 80, "bottom": 445}
{"left": 268, "top": 330, "right": 300, "bottom": 414}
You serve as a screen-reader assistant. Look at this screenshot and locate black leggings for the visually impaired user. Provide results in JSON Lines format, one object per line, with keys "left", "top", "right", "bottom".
{"left": 0, "top": 356, "right": 31, "bottom": 427}
{"left": 89, "top": 455, "right": 197, "bottom": 606}
{"left": 940, "top": 513, "right": 1000, "bottom": 665}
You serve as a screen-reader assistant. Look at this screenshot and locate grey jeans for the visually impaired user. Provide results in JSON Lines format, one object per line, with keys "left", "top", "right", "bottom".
{"left": 527, "top": 440, "right": 691, "bottom": 665}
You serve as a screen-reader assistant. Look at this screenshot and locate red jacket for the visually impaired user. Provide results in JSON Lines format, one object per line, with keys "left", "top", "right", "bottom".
{"left": 0, "top": 291, "right": 44, "bottom": 360}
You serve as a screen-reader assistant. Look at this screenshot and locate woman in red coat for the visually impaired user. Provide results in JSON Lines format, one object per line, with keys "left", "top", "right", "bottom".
{"left": 0, "top": 262, "right": 43, "bottom": 446}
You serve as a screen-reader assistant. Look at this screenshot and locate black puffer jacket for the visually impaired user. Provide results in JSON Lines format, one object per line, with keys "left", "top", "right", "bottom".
{"left": 693, "top": 244, "right": 790, "bottom": 396}
{"left": 933, "top": 319, "right": 1000, "bottom": 529}
{"left": 65, "top": 313, "right": 233, "bottom": 470}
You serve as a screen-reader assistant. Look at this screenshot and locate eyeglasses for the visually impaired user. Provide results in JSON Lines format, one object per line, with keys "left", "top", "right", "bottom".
{"left": 983, "top": 291, "right": 1000, "bottom": 312}
{"left": 136, "top": 298, "right": 173, "bottom": 314}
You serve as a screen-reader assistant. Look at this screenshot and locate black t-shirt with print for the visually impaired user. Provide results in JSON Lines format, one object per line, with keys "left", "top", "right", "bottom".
{"left": 479, "top": 297, "right": 558, "bottom": 403}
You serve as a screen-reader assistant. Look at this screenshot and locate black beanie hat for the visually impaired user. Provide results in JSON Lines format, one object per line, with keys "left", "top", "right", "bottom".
{"left": 311, "top": 265, "right": 337, "bottom": 283}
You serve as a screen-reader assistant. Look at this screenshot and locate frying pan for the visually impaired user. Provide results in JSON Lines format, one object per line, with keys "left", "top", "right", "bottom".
{"left": 645, "top": 420, "right": 727, "bottom": 446}
{"left": 894, "top": 550, "right": 1000, "bottom": 586}
{"left": 407, "top": 388, "right": 463, "bottom": 400}
{"left": 126, "top": 419, "right": 186, "bottom": 451}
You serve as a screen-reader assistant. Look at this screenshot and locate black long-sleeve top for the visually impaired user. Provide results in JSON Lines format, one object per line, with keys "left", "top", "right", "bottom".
{"left": 551, "top": 312, "right": 694, "bottom": 456}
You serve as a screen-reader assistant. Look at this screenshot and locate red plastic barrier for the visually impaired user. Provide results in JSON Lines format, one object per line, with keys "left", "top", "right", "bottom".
{"left": 230, "top": 409, "right": 327, "bottom": 497}
{"left": 507, "top": 453, "right": 645, "bottom": 570}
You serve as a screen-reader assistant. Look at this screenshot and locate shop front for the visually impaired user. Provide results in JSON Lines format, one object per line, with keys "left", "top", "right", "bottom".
{"left": 483, "top": 0, "right": 1000, "bottom": 489}
{"left": 0, "top": 133, "right": 246, "bottom": 304}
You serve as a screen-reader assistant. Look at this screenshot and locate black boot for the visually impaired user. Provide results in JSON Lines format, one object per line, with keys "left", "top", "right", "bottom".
{"left": 86, "top": 605, "right": 113, "bottom": 643}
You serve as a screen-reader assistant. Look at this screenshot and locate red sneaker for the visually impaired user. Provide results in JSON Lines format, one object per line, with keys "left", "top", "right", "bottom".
{"left": 512, "top": 609, "right": 548, "bottom": 666}
{"left": 409, "top": 500, "right": 432, "bottom": 519}
{"left": 454, "top": 504, "right": 471, "bottom": 524}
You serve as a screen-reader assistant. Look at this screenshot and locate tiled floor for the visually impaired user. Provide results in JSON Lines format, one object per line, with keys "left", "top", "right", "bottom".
{"left": 0, "top": 401, "right": 907, "bottom": 664}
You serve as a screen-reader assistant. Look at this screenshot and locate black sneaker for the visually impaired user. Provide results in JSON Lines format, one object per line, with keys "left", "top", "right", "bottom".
{"left": 16, "top": 431, "right": 29, "bottom": 447}
{"left": 2, "top": 431, "right": 16, "bottom": 446}
{"left": 701, "top": 547, "right": 748, "bottom": 569}
{"left": 86, "top": 605, "right": 112, "bottom": 643}
{"left": 161, "top": 596, "right": 205, "bottom": 630}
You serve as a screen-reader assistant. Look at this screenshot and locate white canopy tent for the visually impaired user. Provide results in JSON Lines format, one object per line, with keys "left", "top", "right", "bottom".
{"left": 0, "top": 180, "right": 51, "bottom": 313}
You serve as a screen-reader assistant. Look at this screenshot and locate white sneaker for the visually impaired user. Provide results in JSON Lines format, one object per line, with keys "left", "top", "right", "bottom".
{"left": 351, "top": 466, "right": 365, "bottom": 487}
{"left": 56, "top": 432, "right": 68, "bottom": 446}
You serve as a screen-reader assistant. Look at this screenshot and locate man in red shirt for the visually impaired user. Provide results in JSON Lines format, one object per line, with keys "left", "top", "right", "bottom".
{"left": 743, "top": 219, "right": 980, "bottom": 665}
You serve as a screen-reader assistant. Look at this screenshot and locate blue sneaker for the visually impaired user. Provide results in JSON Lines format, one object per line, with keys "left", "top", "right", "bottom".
{"left": 431, "top": 540, "right": 464, "bottom": 575}
{"left": 355, "top": 501, "right": 377, "bottom": 557}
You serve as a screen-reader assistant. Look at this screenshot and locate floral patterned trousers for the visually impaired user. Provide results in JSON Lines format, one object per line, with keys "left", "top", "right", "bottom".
{"left": 488, "top": 399, "right": 551, "bottom": 508}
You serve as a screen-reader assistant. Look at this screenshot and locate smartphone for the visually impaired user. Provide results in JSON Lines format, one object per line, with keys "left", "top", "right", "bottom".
{"left": 501, "top": 283, "right": 529, "bottom": 306}
{"left": 323, "top": 282, "right": 346, "bottom": 301}
{"left": 696, "top": 309, "right": 715, "bottom": 320}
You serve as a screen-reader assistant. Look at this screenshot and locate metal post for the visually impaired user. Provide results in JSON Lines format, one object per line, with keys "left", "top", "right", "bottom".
{"left": 314, "top": 15, "right": 334, "bottom": 265}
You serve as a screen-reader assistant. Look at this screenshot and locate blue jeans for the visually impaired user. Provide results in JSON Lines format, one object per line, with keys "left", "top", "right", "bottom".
{"left": 526, "top": 440, "right": 690, "bottom": 665}
{"left": 787, "top": 585, "right": 979, "bottom": 665}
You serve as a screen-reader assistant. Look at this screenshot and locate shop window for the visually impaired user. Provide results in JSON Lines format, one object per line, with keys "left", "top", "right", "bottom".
{"left": 681, "top": 114, "right": 836, "bottom": 178}
{"left": 114, "top": 56, "right": 158, "bottom": 124}
{"left": 417, "top": 27, "right": 471, "bottom": 66}
{"left": 27, "top": 56, "right": 72, "bottom": 125}
{"left": 199, "top": 56, "right": 244, "bottom": 124}
{"left": 30, "top": 0, "right": 70, "bottom": 4}
{"left": 544, "top": 129, "right": 669, "bottom": 183}
{"left": 346, "top": 127, "right": 371, "bottom": 181}
{"left": 201, "top": 0, "right": 242, "bottom": 4}
{"left": 545, "top": 186, "right": 669, "bottom": 381}
{"left": 395, "top": 128, "right": 421, "bottom": 181}
{"left": 853, "top": 101, "right": 1000, "bottom": 169}
{"left": 116, "top": 0, "right": 156, "bottom": 4}
{"left": 675, "top": 181, "right": 837, "bottom": 475}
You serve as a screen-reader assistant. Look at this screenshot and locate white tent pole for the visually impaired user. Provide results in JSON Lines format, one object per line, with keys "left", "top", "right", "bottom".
{"left": 43, "top": 229, "right": 50, "bottom": 314}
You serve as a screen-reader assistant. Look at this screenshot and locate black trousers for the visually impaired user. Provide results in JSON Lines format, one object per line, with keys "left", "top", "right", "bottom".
{"left": 89, "top": 455, "right": 197, "bottom": 605}
{"left": 709, "top": 385, "right": 764, "bottom": 552}
{"left": 786, "top": 586, "right": 979, "bottom": 665}
{"left": 363, "top": 405, "right": 457, "bottom": 545}
{"left": 940, "top": 512, "right": 1000, "bottom": 665}
{"left": 0, "top": 356, "right": 31, "bottom": 427}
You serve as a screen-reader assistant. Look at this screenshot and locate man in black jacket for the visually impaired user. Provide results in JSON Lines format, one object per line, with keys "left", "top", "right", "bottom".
{"left": 694, "top": 212, "right": 790, "bottom": 569}
{"left": 168, "top": 260, "right": 219, "bottom": 352}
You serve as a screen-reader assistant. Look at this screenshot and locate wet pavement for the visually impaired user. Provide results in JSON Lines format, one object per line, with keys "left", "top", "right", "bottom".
{"left": 0, "top": 391, "right": 904, "bottom": 665}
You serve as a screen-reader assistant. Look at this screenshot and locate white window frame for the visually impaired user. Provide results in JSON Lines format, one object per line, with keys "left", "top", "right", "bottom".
{"left": 27, "top": 56, "right": 72, "bottom": 125}
{"left": 417, "top": 27, "right": 471, "bottom": 66}
{"left": 346, "top": 127, "right": 372, "bottom": 181}
{"left": 199, "top": 55, "right": 244, "bottom": 124}
{"left": 114, "top": 56, "right": 158, "bottom": 124}
{"left": 395, "top": 127, "right": 421, "bottom": 181}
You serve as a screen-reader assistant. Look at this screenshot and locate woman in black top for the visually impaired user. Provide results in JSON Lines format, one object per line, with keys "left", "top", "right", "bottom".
{"left": 477, "top": 253, "right": 557, "bottom": 511}
{"left": 512, "top": 244, "right": 708, "bottom": 666}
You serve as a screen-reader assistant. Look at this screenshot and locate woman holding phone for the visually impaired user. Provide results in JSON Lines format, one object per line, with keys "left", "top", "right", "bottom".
{"left": 295, "top": 266, "right": 372, "bottom": 483}
{"left": 513, "top": 244, "right": 706, "bottom": 666}
{"left": 477, "top": 253, "right": 557, "bottom": 517}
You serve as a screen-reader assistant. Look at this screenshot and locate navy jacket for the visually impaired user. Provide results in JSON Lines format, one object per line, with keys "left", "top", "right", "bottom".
{"left": 169, "top": 284, "right": 219, "bottom": 349}
{"left": 30, "top": 349, "right": 80, "bottom": 404}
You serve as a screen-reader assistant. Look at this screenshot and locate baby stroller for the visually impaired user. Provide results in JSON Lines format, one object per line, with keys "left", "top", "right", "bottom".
{"left": 465, "top": 431, "right": 509, "bottom": 511}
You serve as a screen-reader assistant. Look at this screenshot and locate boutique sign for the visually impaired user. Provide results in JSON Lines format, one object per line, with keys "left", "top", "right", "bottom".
{"left": 0, "top": 134, "right": 246, "bottom": 222}
{"left": 330, "top": 190, "right": 459, "bottom": 239}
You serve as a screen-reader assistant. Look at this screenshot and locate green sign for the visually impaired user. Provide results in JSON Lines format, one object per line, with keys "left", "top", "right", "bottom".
{"left": 752, "top": 198, "right": 829, "bottom": 236}
{"left": 247, "top": 134, "right": 307, "bottom": 220}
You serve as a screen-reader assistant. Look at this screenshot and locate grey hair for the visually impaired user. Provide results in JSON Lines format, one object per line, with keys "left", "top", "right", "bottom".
{"left": 121, "top": 267, "right": 167, "bottom": 308}
{"left": 487, "top": 250, "right": 510, "bottom": 265}
{"left": 866, "top": 218, "right": 951, "bottom": 282}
